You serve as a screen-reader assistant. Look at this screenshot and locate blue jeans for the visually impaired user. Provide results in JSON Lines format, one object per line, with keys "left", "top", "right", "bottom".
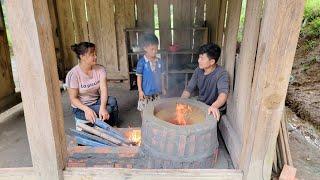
{"left": 72, "top": 96, "right": 119, "bottom": 126}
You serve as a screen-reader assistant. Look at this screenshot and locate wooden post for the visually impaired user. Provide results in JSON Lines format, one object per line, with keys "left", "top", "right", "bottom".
{"left": 219, "top": 0, "right": 242, "bottom": 168}
{"left": 222, "top": 0, "right": 242, "bottom": 93}
{"left": 239, "top": 0, "right": 305, "bottom": 179}
{"left": 232, "top": 0, "right": 264, "bottom": 150}
{"left": 6, "top": 0, "right": 67, "bottom": 179}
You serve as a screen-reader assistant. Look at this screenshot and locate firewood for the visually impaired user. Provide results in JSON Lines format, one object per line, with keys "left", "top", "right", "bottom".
{"left": 77, "top": 123, "right": 128, "bottom": 146}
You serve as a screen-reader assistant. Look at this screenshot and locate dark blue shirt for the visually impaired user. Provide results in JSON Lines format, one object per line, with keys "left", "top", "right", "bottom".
{"left": 136, "top": 56, "right": 164, "bottom": 96}
{"left": 186, "top": 66, "right": 229, "bottom": 110}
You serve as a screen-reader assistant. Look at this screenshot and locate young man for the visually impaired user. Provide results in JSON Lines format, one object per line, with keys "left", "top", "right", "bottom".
{"left": 181, "top": 43, "right": 229, "bottom": 120}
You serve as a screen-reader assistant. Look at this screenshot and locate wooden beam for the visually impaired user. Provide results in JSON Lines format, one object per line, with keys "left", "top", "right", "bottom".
{"left": 63, "top": 168, "right": 243, "bottom": 179}
{"left": 0, "top": 168, "right": 36, "bottom": 180}
{"left": 238, "top": 0, "right": 305, "bottom": 179}
{"left": 6, "top": 0, "right": 67, "bottom": 179}
{"left": 232, "top": 0, "right": 264, "bottom": 152}
{"left": 0, "top": 167, "right": 243, "bottom": 180}
{"left": 219, "top": 115, "right": 241, "bottom": 168}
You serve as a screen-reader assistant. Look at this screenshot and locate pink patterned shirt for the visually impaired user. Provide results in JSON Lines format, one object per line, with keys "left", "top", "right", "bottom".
{"left": 66, "top": 64, "right": 107, "bottom": 107}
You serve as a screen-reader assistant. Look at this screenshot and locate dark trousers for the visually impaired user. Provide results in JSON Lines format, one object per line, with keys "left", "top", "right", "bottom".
{"left": 72, "top": 96, "right": 119, "bottom": 126}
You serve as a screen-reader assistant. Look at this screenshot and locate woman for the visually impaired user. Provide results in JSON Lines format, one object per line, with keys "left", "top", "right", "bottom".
{"left": 66, "top": 42, "right": 119, "bottom": 126}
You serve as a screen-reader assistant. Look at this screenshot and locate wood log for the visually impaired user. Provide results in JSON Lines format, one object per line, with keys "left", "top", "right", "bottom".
{"left": 94, "top": 126, "right": 131, "bottom": 145}
{"left": 281, "top": 116, "right": 293, "bottom": 165}
{"left": 95, "top": 119, "right": 124, "bottom": 137}
{"left": 75, "top": 136, "right": 107, "bottom": 147}
{"left": 77, "top": 123, "right": 128, "bottom": 146}
{"left": 70, "top": 128, "right": 116, "bottom": 147}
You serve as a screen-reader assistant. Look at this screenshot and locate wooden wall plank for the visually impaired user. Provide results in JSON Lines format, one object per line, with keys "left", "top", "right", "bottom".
{"left": 47, "top": 0, "right": 65, "bottom": 78}
{"left": 6, "top": 0, "right": 67, "bottom": 179}
{"left": 136, "top": 0, "right": 154, "bottom": 28}
{"left": 0, "top": 5, "right": 15, "bottom": 100}
{"left": 232, "top": 0, "right": 263, "bottom": 156}
{"left": 56, "top": 0, "right": 77, "bottom": 71}
{"left": 114, "top": 0, "right": 135, "bottom": 79}
{"left": 87, "top": 0, "right": 104, "bottom": 66}
{"left": 71, "top": 0, "right": 89, "bottom": 42}
{"left": 100, "top": 0, "right": 119, "bottom": 79}
{"left": 192, "top": 0, "right": 206, "bottom": 50}
{"left": 157, "top": 0, "right": 172, "bottom": 49}
{"left": 172, "top": 0, "right": 192, "bottom": 49}
{"left": 206, "top": 0, "right": 221, "bottom": 42}
{"left": 239, "top": 0, "right": 305, "bottom": 179}
{"left": 47, "top": 0, "right": 61, "bottom": 49}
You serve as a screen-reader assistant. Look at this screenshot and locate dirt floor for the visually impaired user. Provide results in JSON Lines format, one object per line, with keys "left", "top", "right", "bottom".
{"left": 0, "top": 83, "right": 140, "bottom": 168}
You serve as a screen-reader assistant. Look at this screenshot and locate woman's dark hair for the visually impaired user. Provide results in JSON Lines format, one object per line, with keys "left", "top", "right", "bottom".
{"left": 71, "top": 42, "right": 95, "bottom": 59}
{"left": 142, "top": 33, "right": 159, "bottom": 47}
{"left": 198, "top": 43, "right": 221, "bottom": 63}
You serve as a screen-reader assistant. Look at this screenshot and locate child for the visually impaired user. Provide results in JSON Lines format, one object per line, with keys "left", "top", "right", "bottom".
{"left": 136, "top": 33, "right": 165, "bottom": 112}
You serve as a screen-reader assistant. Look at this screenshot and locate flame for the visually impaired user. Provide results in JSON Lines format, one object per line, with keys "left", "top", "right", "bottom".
{"left": 173, "top": 103, "right": 192, "bottom": 125}
{"left": 127, "top": 129, "right": 141, "bottom": 146}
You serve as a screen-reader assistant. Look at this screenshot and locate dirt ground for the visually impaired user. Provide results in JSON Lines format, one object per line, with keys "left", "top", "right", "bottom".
{"left": 284, "top": 37, "right": 320, "bottom": 179}
{"left": 286, "top": 38, "right": 320, "bottom": 127}
{"left": 285, "top": 108, "right": 320, "bottom": 179}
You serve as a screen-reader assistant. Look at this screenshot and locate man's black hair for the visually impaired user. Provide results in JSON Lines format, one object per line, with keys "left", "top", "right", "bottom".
{"left": 198, "top": 43, "right": 221, "bottom": 63}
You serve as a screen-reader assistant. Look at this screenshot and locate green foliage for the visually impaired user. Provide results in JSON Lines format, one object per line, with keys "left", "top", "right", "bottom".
{"left": 301, "top": 0, "right": 320, "bottom": 38}
{"left": 304, "top": 0, "right": 320, "bottom": 22}
{"left": 301, "top": 18, "right": 320, "bottom": 38}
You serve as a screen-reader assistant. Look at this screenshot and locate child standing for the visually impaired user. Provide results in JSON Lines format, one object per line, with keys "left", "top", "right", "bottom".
{"left": 136, "top": 33, "right": 165, "bottom": 112}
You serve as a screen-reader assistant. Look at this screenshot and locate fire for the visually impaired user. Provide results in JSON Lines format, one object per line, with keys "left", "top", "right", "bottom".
{"left": 173, "top": 103, "right": 192, "bottom": 125}
{"left": 126, "top": 129, "right": 141, "bottom": 146}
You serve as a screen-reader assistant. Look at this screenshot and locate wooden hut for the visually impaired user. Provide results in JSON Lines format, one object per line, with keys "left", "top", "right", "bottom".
{"left": 0, "top": 0, "right": 305, "bottom": 179}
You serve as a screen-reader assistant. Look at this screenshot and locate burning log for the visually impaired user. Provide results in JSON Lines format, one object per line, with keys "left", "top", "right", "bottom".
{"left": 70, "top": 128, "right": 116, "bottom": 147}
{"left": 77, "top": 123, "right": 129, "bottom": 146}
